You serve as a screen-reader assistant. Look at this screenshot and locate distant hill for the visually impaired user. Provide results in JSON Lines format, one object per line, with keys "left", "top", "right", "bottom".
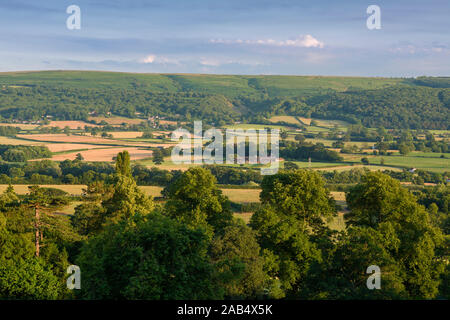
{"left": 0, "top": 71, "right": 448, "bottom": 129}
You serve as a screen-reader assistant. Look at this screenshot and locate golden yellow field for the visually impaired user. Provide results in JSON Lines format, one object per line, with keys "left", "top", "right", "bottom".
{"left": 138, "top": 186, "right": 262, "bottom": 203}
{"left": 88, "top": 116, "right": 145, "bottom": 125}
{"left": 297, "top": 117, "right": 312, "bottom": 125}
{"left": 43, "top": 121, "right": 99, "bottom": 129}
{"left": 0, "top": 136, "right": 43, "bottom": 145}
{"left": 269, "top": 115, "right": 301, "bottom": 125}
{"left": 0, "top": 184, "right": 85, "bottom": 195}
{"left": 106, "top": 131, "right": 143, "bottom": 138}
{"left": 159, "top": 120, "right": 179, "bottom": 126}
{"left": 0, "top": 123, "right": 39, "bottom": 130}
{"left": 330, "top": 191, "right": 346, "bottom": 202}
{"left": 220, "top": 189, "right": 261, "bottom": 203}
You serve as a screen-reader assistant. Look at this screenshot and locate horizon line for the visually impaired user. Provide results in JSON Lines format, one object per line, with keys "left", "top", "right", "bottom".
{"left": 0, "top": 69, "right": 444, "bottom": 79}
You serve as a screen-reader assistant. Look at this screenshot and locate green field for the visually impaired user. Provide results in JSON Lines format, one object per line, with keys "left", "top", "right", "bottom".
{"left": 0, "top": 71, "right": 180, "bottom": 91}
{"left": 369, "top": 153, "right": 449, "bottom": 173}
{"left": 0, "top": 71, "right": 407, "bottom": 97}
{"left": 289, "top": 161, "right": 348, "bottom": 169}
{"left": 224, "top": 123, "right": 291, "bottom": 130}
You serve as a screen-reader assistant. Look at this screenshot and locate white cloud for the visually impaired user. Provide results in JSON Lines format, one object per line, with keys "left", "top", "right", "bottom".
{"left": 210, "top": 35, "right": 324, "bottom": 48}
{"left": 140, "top": 54, "right": 156, "bottom": 63}
{"left": 139, "top": 54, "right": 180, "bottom": 65}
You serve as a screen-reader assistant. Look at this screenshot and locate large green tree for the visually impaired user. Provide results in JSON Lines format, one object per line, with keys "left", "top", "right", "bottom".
{"left": 72, "top": 151, "right": 154, "bottom": 232}
{"left": 259, "top": 169, "right": 336, "bottom": 231}
{"left": 76, "top": 214, "right": 223, "bottom": 299}
{"left": 305, "top": 226, "right": 407, "bottom": 299}
{"left": 210, "top": 220, "right": 267, "bottom": 299}
{"left": 163, "top": 167, "right": 232, "bottom": 237}
{"left": 0, "top": 210, "right": 67, "bottom": 299}
{"left": 251, "top": 169, "right": 336, "bottom": 297}
{"left": 345, "top": 172, "right": 445, "bottom": 299}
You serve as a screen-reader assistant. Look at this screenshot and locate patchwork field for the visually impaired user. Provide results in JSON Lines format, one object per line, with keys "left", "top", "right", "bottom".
{"left": 17, "top": 133, "right": 151, "bottom": 147}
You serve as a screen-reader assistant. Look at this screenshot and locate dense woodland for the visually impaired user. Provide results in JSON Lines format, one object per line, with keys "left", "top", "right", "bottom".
{"left": 0, "top": 73, "right": 448, "bottom": 129}
{"left": 0, "top": 151, "right": 448, "bottom": 299}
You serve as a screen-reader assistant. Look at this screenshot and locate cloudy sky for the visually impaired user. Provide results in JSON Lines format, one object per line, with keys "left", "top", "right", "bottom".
{"left": 0, "top": 0, "right": 448, "bottom": 76}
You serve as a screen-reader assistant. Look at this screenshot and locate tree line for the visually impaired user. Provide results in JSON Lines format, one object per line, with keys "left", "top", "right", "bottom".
{"left": 0, "top": 157, "right": 448, "bottom": 187}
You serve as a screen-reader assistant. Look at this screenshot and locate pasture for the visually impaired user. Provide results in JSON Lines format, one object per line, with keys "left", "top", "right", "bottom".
{"left": 368, "top": 154, "right": 450, "bottom": 173}
{"left": 50, "top": 147, "right": 153, "bottom": 162}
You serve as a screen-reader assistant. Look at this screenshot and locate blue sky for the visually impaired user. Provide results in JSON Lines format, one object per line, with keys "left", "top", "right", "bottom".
{"left": 0, "top": 0, "right": 448, "bottom": 76}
